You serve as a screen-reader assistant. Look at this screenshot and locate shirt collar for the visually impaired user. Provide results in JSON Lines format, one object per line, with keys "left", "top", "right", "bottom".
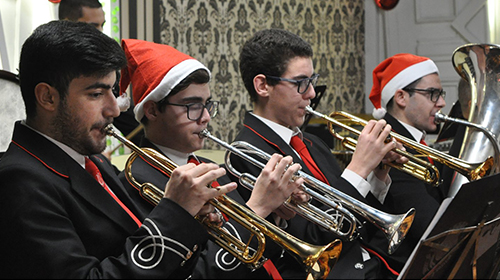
{"left": 250, "top": 112, "right": 301, "bottom": 144}
{"left": 397, "top": 119, "right": 425, "bottom": 142}
{"left": 21, "top": 121, "right": 86, "bottom": 168}
{"left": 154, "top": 143, "right": 197, "bottom": 166}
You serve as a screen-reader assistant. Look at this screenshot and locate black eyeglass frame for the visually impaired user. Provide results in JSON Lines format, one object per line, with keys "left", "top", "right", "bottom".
{"left": 265, "top": 73, "right": 320, "bottom": 94}
{"left": 403, "top": 87, "right": 446, "bottom": 103}
{"left": 161, "top": 100, "right": 219, "bottom": 121}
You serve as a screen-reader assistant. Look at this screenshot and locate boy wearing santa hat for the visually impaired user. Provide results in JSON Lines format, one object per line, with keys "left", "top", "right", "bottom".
{"left": 117, "top": 38, "right": 306, "bottom": 279}
{"left": 369, "top": 53, "right": 446, "bottom": 270}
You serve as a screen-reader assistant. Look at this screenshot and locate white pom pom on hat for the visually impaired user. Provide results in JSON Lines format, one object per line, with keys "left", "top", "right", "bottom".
{"left": 369, "top": 53, "right": 438, "bottom": 119}
{"left": 119, "top": 39, "right": 210, "bottom": 122}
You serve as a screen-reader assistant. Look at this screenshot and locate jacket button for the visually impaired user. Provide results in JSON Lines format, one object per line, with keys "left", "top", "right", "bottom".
{"left": 354, "top": 263, "right": 364, "bottom": 270}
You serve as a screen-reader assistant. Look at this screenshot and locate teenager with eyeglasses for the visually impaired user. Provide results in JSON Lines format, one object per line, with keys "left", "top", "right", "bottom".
{"left": 369, "top": 53, "right": 447, "bottom": 272}
{"left": 230, "top": 28, "right": 410, "bottom": 279}
{"left": 117, "top": 39, "right": 307, "bottom": 279}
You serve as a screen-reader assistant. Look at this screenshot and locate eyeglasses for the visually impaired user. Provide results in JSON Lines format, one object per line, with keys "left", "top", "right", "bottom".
{"left": 162, "top": 100, "right": 219, "bottom": 121}
{"left": 265, "top": 73, "right": 320, "bottom": 94}
{"left": 404, "top": 87, "right": 446, "bottom": 103}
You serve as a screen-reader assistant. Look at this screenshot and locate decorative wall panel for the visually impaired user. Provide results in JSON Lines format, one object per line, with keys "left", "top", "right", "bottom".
{"left": 158, "top": 0, "right": 365, "bottom": 146}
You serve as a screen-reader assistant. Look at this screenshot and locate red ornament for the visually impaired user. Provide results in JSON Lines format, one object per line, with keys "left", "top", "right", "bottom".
{"left": 375, "top": 0, "right": 399, "bottom": 10}
{"left": 48, "top": 0, "right": 61, "bottom": 3}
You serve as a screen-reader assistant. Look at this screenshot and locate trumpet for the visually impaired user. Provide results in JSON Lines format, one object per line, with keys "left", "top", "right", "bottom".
{"left": 305, "top": 106, "right": 441, "bottom": 186}
{"left": 105, "top": 125, "right": 341, "bottom": 280}
{"left": 305, "top": 106, "right": 495, "bottom": 185}
{"left": 198, "top": 129, "right": 415, "bottom": 255}
{"left": 434, "top": 112, "right": 497, "bottom": 181}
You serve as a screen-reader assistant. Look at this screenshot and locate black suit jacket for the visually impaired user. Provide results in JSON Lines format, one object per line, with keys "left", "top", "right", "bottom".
{"left": 0, "top": 122, "right": 207, "bottom": 278}
{"left": 375, "top": 113, "right": 442, "bottom": 271}
{"left": 117, "top": 137, "right": 276, "bottom": 279}
{"left": 229, "top": 112, "right": 395, "bottom": 279}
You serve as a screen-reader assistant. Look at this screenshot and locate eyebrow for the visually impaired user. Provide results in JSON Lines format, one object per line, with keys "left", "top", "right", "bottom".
{"left": 85, "top": 82, "right": 112, "bottom": 91}
{"left": 292, "top": 73, "right": 317, "bottom": 80}
{"left": 178, "top": 96, "right": 212, "bottom": 103}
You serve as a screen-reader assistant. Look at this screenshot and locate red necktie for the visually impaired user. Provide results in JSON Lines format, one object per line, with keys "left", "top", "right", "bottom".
{"left": 189, "top": 156, "right": 283, "bottom": 279}
{"left": 419, "top": 139, "right": 434, "bottom": 164}
{"left": 85, "top": 157, "right": 142, "bottom": 227}
{"left": 290, "top": 135, "right": 329, "bottom": 184}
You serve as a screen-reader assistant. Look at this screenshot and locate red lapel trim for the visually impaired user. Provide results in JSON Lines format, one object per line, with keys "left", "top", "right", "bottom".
{"left": 12, "top": 140, "right": 69, "bottom": 179}
{"left": 244, "top": 124, "right": 287, "bottom": 154}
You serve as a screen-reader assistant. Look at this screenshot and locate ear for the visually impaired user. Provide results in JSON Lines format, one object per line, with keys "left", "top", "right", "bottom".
{"left": 253, "top": 74, "right": 271, "bottom": 98}
{"left": 393, "top": 89, "right": 408, "bottom": 108}
{"left": 34, "top": 83, "right": 59, "bottom": 112}
{"left": 143, "top": 100, "right": 158, "bottom": 121}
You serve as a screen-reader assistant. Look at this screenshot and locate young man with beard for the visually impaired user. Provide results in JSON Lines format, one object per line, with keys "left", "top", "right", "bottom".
{"left": 369, "top": 53, "right": 446, "bottom": 270}
{"left": 58, "top": 0, "right": 144, "bottom": 147}
{"left": 117, "top": 39, "right": 308, "bottom": 279}
{"left": 0, "top": 20, "right": 236, "bottom": 278}
{"left": 232, "top": 28, "right": 409, "bottom": 279}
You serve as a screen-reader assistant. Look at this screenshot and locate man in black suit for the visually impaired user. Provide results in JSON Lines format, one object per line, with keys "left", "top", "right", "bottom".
{"left": 0, "top": 20, "right": 235, "bottom": 278}
{"left": 117, "top": 39, "right": 308, "bottom": 279}
{"left": 369, "top": 53, "right": 447, "bottom": 270}
{"left": 232, "top": 28, "right": 408, "bottom": 279}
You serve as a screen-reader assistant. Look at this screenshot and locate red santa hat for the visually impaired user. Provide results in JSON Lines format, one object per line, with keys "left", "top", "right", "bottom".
{"left": 119, "top": 39, "right": 210, "bottom": 121}
{"left": 369, "top": 53, "right": 439, "bottom": 119}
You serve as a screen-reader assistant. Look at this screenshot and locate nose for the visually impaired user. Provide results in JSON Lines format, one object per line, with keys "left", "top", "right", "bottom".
{"left": 436, "top": 94, "right": 446, "bottom": 108}
{"left": 197, "top": 106, "right": 211, "bottom": 124}
{"left": 105, "top": 91, "right": 121, "bottom": 118}
{"left": 302, "top": 83, "right": 316, "bottom": 100}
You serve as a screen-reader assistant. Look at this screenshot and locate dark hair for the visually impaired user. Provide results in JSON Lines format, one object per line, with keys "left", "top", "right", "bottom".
{"left": 19, "top": 20, "right": 127, "bottom": 119}
{"left": 386, "top": 77, "right": 421, "bottom": 112}
{"left": 140, "top": 68, "right": 210, "bottom": 124}
{"left": 58, "top": 0, "right": 102, "bottom": 21}
{"left": 239, "top": 28, "right": 313, "bottom": 102}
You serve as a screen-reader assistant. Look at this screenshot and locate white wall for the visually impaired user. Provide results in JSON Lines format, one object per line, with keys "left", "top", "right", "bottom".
{"left": 0, "top": 0, "right": 57, "bottom": 73}
{"left": 364, "top": 0, "right": 491, "bottom": 116}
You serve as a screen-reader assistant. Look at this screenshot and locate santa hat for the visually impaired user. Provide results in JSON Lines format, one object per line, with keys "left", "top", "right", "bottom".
{"left": 119, "top": 39, "right": 210, "bottom": 122}
{"left": 369, "top": 53, "right": 439, "bottom": 119}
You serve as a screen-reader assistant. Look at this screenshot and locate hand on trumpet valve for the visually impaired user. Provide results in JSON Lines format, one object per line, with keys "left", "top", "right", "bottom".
{"left": 347, "top": 119, "right": 397, "bottom": 179}
{"left": 246, "top": 154, "right": 304, "bottom": 219}
{"left": 164, "top": 162, "right": 237, "bottom": 217}
{"left": 381, "top": 140, "right": 408, "bottom": 165}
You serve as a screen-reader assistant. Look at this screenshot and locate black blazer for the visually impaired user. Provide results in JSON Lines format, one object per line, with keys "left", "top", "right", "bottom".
{"left": 228, "top": 112, "right": 395, "bottom": 279}
{"left": 374, "top": 113, "right": 442, "bottom": 271}
{"left": 0, "top": 122, "right": 207, "bottom": 278}
{"left": 118, "top": 137, "right": 276, "bottom": 279}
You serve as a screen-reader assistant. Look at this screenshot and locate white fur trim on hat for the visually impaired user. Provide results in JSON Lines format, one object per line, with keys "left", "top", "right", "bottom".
{"left": 133, "top": 59, "right": 210, "bottom": 122}
{"left": 380, "top": 59, "right": 438, "bottom": 109}
{"left": 372, "top": 107, "right": 387, "bottom": 119}
{"left": 117, "top": 92, "right": 130, "bottom": 112}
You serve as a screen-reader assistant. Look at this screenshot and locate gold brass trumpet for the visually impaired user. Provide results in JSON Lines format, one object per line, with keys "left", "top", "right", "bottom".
{"left": 199, "top": 129, "right": 415, "bottom": 255}
{"left": 305, "top": 106, "right": 441, "bottom": 186}
{"left": 105, "top": 125, "right": 342, "bottom": 280}
{"left": 305, "top": 106, "right": 494, "bottom": 185}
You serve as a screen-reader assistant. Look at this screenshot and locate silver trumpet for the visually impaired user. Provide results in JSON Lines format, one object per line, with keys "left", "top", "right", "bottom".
{"left": 199, "top": 129, "right": 415, "bottom": 255}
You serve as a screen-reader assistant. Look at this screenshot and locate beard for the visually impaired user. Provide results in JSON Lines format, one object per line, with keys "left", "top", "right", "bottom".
{"left": 53, "top": 99, "right": 109, "bottom": 155}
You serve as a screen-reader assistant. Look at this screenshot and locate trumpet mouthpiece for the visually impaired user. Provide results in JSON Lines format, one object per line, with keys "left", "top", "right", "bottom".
{"left": 199, "top": 129, "right": 210, "bottom": 139}
{"left": 434, "top": 111, "right": 448, "bottom": 124}
{"left": 104, "top": 124, "right": 115, "bottom": 136}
